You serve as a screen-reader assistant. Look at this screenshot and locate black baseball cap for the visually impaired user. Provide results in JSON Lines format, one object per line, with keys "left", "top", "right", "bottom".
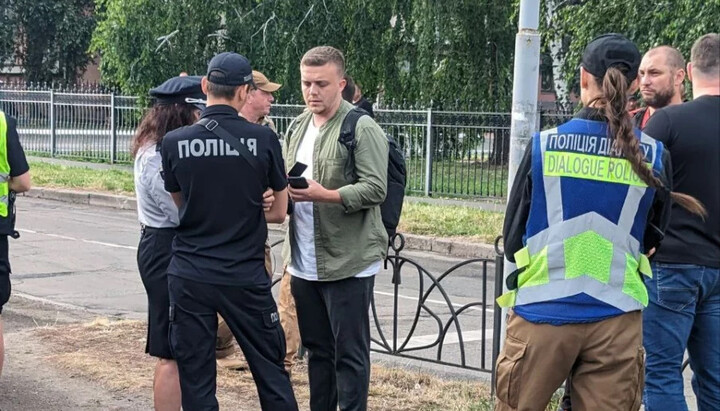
{"left": 149, "top": 75, "right": 206, "bottom": 109}
{"left": 581, "top": 33, "right": 641, "bottom": 82}
{"left": 206, "top": 52, "right": 254, "bottom": 86}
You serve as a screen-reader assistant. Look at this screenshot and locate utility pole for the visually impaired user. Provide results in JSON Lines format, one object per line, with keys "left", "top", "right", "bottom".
{"left": 500, "top": 0, "right": 541, "bottom": 348}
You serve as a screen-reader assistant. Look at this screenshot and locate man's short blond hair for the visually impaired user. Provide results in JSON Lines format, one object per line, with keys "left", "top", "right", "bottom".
{"left": 301, "top": 46, "right": 345, "bottom": 75}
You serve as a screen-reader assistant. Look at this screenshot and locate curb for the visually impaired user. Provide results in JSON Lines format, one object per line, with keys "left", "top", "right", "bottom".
{"left": 401, "top": 234, "right": 498, "bottom": 259}
{"left": 22, "top": 187, "right": 497, "bottom": 259}
{"left": 22, "top": 187, "right": 137, "bottom": 210}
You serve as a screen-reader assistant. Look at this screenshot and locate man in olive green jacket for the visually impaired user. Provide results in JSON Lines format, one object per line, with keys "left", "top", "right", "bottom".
{"left": 283, "top": 46, "right": 388, "bottom": 411}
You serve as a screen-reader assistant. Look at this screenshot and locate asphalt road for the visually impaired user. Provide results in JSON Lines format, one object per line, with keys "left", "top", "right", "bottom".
{"left": 7, "top": 197, "right": 699, "bottom": 408}
{"left": 10, "top": 197, "right": 499, "bottom": 377}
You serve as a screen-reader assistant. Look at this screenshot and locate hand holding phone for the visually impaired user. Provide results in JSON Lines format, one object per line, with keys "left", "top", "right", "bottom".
{"left": 288, "top": 176, "right": 309, "bottom": 189}
{"left": 288, "top": 162, "right": 309, "bottom": 189}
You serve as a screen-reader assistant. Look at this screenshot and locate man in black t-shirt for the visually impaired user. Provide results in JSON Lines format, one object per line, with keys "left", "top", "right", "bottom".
{"left": 161, "top": 52, "right": 297, "bottom": 410}
{"left": 642, "top": 34, "right": 720, "bottom": 411}
{"left": 0, "top": 111, "right": 31, "bottom": 378}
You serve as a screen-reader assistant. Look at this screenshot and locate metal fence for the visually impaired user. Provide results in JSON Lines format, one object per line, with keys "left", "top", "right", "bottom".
{"left": 270, "top": 234, "right": 506, "bottom": 376}
{"left": 0, "top": 84, "right": 574, "bottom": 199}
{"left": 0, "top": 87, "right": 140, "bottom": 164}
{"left": 373, "top": 235, "right": 505, "bottom": 374}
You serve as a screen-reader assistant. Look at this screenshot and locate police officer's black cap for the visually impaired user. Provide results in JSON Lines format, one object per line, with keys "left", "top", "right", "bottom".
{"left": 149, "top": 75, "right": 206, "bottom": 109}
{"left": 206, "top": 52, "right": 254, "bottom": 86}
{"left": 581, "top": 33, "right": 641, "bottom": 82}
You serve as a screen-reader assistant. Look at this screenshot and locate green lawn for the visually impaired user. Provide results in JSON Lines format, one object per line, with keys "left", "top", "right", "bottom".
{"left": 27, "top": 150, "right": 133, "bottom": 164}
{"left": 398, "top": 201, "right": 503, "bottom": 243}
{"left": 405, "top": 159, "right": 508, "bottom": 198}
{"left": 28, "top": 161, "right": 504, "bottom": 242}
{"left": 28, "top": 155, "right": 509, "bottom": 198}
{"left": 30, "top": 161, "right": 134, "bottom": 195}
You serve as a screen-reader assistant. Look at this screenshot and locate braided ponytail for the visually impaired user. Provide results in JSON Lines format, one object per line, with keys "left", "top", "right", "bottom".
{"left": 593, "top": 67, "right": 706, "bottom": 217}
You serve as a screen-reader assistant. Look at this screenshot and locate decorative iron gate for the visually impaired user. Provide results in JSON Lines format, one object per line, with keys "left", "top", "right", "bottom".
{"left": 270, "top": 234, "right": 505, "bottom": 374}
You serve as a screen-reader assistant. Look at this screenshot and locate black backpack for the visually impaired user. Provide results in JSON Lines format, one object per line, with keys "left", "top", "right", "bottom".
{"left": 339, "top": 108, "right": 407, "bottom": 239}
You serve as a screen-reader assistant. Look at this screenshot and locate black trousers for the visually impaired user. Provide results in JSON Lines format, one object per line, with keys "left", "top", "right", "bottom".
{"left": 291, "top": 275, "right": 375, "bottom": 411}
{"left": 0, "top": 236, "right": 10, "bottom": 314}
{"left": 136, "top": 226, "right": 174, "bottom": 359}
{"left": 168, "top": 275, "right": 297, "bottom": 411}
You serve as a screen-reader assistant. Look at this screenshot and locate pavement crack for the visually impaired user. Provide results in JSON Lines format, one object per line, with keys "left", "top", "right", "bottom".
{"left": 12, "top": 270, "right": 107, "bottom": 280}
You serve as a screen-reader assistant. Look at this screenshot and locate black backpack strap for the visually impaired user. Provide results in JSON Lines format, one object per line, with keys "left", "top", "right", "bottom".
{"left": 339, "top": 108, "right": 368, "bottom": 181}
{"left": 196, "top": 118, "right": 267, "bottom": 186}
{"left": 339, "top": 108, "right": 367, "bottom": 150}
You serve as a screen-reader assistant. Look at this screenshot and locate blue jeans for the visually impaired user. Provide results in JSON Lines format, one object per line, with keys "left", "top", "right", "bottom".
{"left": 643, "top": 263, "right": 720, "bottom": 411}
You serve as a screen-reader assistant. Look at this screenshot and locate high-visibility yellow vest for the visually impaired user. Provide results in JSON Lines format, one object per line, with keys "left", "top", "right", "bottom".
{"left": 0, "top": 111, "right": 11, "bottom": 218}
{"left": 498, "top": 118, "right": 664, "bottom": 313}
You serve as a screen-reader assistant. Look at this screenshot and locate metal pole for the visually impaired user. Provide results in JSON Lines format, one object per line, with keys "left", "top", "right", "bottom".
{"left": 491, "top": 250, "right": 505, "bottom": 396}
{"left": 110, "top": 92, "right": 117, "bottom": 164}
{"left": 424, "top": 106, "right": 433, "bottom": 196}
{"left": 500, "top": 0, "right": 541, "bottom": 350}
{"left": 49, "top": 90, "right": 56, "bottom": 157}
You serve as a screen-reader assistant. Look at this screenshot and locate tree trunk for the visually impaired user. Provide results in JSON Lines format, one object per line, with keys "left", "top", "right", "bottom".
{"left": 546, "top": 0, "right": 570, "bottom": 108}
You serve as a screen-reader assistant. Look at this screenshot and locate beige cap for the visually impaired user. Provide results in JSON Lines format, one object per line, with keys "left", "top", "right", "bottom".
{"left": 252, "top": 70, "right": 281, "bottom": 92}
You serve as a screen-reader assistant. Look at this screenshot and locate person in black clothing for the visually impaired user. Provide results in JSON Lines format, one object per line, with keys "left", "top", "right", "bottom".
{"left": 342, "top": 75, "right": 375, "bottom": 118}
{"left": 0, "top": 110, "right": 31, "bottom": 379}
{"left": 353, "top": 85, "right": 375, "bottom": 118}
{"left": 160, "top": 52, "right": 297, "bottom": 410}
{"left": 341, "top": 75, "right": 357, "bottom": 106}
{"left": 641, "top": 33, "right": 720, "bottom": 411}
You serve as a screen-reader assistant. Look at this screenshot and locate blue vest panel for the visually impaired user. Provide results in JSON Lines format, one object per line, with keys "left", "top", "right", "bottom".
{"left": 515, "top": 118, "right": 664, "bottom": 325}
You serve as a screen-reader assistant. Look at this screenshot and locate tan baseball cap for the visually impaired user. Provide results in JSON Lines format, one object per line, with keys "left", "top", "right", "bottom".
{"left": 252, "top": 70, "right": 281, "bottom": 93}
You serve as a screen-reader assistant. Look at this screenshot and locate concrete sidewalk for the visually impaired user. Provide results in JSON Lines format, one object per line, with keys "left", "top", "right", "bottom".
{"left": 21, "top": 186, "right": 500, "bottom": 259}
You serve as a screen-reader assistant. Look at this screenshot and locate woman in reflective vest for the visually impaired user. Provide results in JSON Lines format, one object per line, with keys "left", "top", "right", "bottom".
{"left": 494, "top": 34, "right": 705, "bottom": 411}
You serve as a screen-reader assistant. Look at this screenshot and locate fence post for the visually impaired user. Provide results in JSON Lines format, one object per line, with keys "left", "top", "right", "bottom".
{"left": 424, "top": 106, "right": 433, "bottom": 196}
{"left": 49, "top": 90, "right": 56, "bottom": 157}
{"left": 537, "top": 109, "right": 543, "bottom": 131}
{"left": 110, "top": 92, "right": 117, "bottom": 164}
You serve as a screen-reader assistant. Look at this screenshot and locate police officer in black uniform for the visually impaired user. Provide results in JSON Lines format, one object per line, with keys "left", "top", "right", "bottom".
{"left": 160, "top": 52, "right": 297, "bottom": 410}
{"left": 0, "top": 109, "right": 31, "bottom": 378}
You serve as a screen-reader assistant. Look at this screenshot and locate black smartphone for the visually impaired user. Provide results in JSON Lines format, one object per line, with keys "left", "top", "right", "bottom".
{"left": 288, "top": 162, "right": 307, "bottom": 177}
{"left": 643, "top": 222, "right": 665, "bottom": 253}
{"left": 288, "top": 176, "right": 309, "bottom": 189}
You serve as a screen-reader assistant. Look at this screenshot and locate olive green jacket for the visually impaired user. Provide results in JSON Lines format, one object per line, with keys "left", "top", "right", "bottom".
{"left": 282, "top": 101, "right": 388, "bottom": 281}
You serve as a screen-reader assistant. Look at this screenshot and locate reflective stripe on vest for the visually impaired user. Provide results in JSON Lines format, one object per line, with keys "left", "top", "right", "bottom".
{"left": 498, "top": 125, "right": 661, "bottom": 312}
{"left": 0, "top": 112, "right": 10, "bottom": 217}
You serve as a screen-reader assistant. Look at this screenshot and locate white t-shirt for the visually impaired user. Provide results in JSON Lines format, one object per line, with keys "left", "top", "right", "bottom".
{"left": 288, "top": 120, "right": 380, "bottom": 281}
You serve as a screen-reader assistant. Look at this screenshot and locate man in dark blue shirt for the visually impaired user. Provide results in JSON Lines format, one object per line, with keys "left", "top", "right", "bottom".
{"left": 161, "top": 52, "right": 296, "bottom": 410}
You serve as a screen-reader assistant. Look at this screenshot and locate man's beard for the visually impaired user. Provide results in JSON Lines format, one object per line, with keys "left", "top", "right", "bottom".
{"left": 644, "top": 87, "right": 675, "bottom": 109}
